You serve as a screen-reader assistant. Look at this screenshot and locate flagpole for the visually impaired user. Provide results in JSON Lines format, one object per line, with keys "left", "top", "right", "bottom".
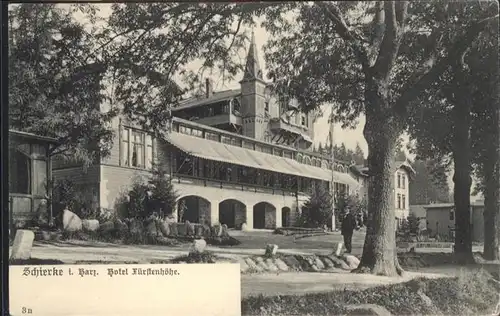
{"left": 329, "top": 111, "right": 336, "bottom": 231}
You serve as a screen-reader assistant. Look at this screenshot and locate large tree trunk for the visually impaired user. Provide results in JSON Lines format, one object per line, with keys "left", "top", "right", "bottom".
{"left": 353, "top": 79, "right": 403, "bottom": 276}
{"left": 482, "top": 127, "right": 500, "bottom": 260}
{"left": 451, "top": 77, "right": 474, "bottom": 265}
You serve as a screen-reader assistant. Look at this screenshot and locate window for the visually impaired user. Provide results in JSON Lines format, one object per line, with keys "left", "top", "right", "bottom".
{"left": 397, "top": 174, "right": 401, "bottom": 188}
{"left": 121, "top": 127, "right": 154, "bottom": 169}
{"left": 402, "top": 194, "right": 406, "bottom": 209}
{"left": 9, "top": 150, "right": 31, "bottom": 194}
{"left": 264, "top": 102, "right": 269, "bottom": 113}
{"left": 450, "top": 209, "right": 455, "bottom": 221}
{"left": 301, "top": 115, "right": 306, "bottom": 126}
{"left": 397, "top": 194, "right": 401, "bottom": 209}
{"left": 402, "top": 175, "right": 406, "bottom": 189}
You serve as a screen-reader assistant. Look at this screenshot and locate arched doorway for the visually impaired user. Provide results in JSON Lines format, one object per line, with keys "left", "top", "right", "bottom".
{"left": 253, "top": 202, "right": 276, "bottom": 229}
{"left": 177, "top": 196, "right": 211, "bottom": 224}
{"left": 281, "top": 207, "right": 291, "bottom": 228}
{"left": 219, "top": 199, "right": 246, "bottom": 229}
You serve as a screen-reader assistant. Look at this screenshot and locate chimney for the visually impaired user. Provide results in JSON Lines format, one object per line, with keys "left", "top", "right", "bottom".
{"left": 205, "top": 78, "right": 213, "bottom": 98}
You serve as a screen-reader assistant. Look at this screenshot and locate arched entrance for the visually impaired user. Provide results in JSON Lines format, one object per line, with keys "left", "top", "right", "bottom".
{"left": 281, "top": 207, "right": 291, "bottom": 228}
{"left": 218, "top": 199, "right": 246, "bottom": 229}
{"left": 177, "top": 196, "right": 211, "bottom": 224}
{"left": 253, "top": 202, "right": 276, "bottom": 229}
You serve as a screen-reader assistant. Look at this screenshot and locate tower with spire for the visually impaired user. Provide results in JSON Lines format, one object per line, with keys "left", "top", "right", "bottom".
{"left": 240, "top": 29, "right": 269, "bottom": 141}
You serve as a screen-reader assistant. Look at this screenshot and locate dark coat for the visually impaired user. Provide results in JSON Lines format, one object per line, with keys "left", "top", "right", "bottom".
{"left": 341, "top": 213, "right": 356, "bottom": 236}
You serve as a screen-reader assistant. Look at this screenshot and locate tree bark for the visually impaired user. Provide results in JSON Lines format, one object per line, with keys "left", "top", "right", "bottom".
{"left": 451, "top": 77, "right": 475, "bottom": 265}
{"left": 353, "top": 78, "right": 403, "bottom": 276}
{"left": 482, "top": 118, "right": 500, "bottom": 260}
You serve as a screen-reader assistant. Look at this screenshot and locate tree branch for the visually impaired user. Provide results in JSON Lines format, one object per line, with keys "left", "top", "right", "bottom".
{"left": 372, "top": 1, "right": 408, "bottom": 80}
{"left": 394, "top": 13, "right": 499, "bottom": 118}
{"left": 368, "top": 1, "right": 385, "bottom": 66}
{"left": 316, "top": 1, "right": 370, "bottom": 72}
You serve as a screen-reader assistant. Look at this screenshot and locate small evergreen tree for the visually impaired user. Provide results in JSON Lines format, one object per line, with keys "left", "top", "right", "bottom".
{"left": 148, "top": 162, "right": 179, "bottom": 217}
{"left": 300, "top": 184, "right": 333, "bottom": 228}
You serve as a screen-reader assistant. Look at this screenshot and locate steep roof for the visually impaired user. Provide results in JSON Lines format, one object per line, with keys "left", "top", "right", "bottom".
{"left": 241, "top": 30, "right": 264, "bottom": 82}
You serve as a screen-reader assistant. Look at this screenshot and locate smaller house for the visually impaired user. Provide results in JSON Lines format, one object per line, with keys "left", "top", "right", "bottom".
{"left": 424, "top": 201, "right": 485, "bottom": 242}
{"left": 350, "top": 159, "right": 416, "bottom": 228}
{"left": 9, "top": 130, "right": 58, "bottom": 228}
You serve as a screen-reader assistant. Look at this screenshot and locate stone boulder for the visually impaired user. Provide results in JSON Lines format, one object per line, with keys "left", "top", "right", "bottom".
{"left": 158, "top": 220, "right": 170, "bottom": 237}
{"left": 129, "top": 218, "right": 144, "bottom": 236}
{"left": 265, "top": 244, "right": 279, "bottom": 257}
{"left": 342, "top": 254, "right": 361, "bottom": 269}
{"left": 99, "top": 221, "right": 114, "bottom": 233}
{"left": 273, "top": 258, "right": 289, "bottom": 271}
{"left": 328, "top": 255, "right": 350, "bottom": 270}
{"left": 281, "top": 255, "right": 302, "bottom": 271}
{"left": 10, "top": 230, "right": 35, "bottom": 260}
{"left": 177, "top": 223, "right": 187, "bottom": 236}
{"left": 265, "top": 258, "right": 279, "bottom": 272}
{"left": 194, "top": 224, "right": 204, "bottom": 237}
{"left": 314, "top": 257, "right": 325, "bottom": 270}
{"left": 319, "top": 256, "right": 336, "bottom": 269}
{"left": 145, "top": 219, "right": 160, "bottom": 237}
{"left": 244, "top": 258, "right": 262, "bottom": 272}
{"left": 344, "top": 304, "right": 391, "bottom": 316}
{"left": 62, "top": 209, "right": 82, "bottom": 232}
{"left": 185, "top": 221, "right": 195, "bottom": 236}
{"left": 168, "top": 222, "right": 178, "bottom": 236}
{"left": 202, "top": 224, "right": 211, "bottom": 237}
{"left": 82, "top": 219, "right": 100, "bottom": 232}
{"left": 221, "top": 224, "right": 229, "bottom": 237}
{"left": 189, "top": 239, "right": 207, "bottom": 254}
{"left": 241, "top": 223, "right": 248, "bottom": 231}
{"left": 164, "top": 215, "right": 176, "bottom": 223}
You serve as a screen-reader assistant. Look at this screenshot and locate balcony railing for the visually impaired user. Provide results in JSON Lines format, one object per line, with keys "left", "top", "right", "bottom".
{"left": 269, "top": 117, "right": 310, "bottom": 139}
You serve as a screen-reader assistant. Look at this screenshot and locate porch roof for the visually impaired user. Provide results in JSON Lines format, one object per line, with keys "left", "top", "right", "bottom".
{"left": 164, "top": 131, "right": 359, "bottom": 186}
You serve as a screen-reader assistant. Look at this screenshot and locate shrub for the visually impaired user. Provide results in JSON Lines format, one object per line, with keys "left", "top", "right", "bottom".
{"left": 52, "top": 179, "right": 99, "bottom": 220}
{"left": 299, "top": 184, "right": 333, "bottom": 228}
{"left": 115, "top": 163, "right": 179, "bottom": 220}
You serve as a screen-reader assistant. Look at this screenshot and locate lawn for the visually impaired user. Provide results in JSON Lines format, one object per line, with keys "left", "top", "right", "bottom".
{"left": 227, "top": 230, "right": 366, "bottom": 254}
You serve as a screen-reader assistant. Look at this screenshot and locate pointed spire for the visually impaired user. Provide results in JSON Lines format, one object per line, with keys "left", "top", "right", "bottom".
{"left": 242, "top": 28, "right": 263, "bottom": 82}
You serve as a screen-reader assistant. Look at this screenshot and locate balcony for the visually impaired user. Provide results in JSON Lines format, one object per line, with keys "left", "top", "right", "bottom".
{"left": 269, "top": 117, "right": 312, "bottom": 145}
{"left": 194, "top": 112, "right": 242, "bottom": 127}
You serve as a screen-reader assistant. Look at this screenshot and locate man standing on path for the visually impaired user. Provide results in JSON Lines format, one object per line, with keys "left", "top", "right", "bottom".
{"left": 341, "top": 207, "right": 356, "bottom": 253}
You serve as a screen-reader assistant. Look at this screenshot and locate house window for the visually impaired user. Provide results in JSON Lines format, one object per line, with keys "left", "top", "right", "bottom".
{"left": 397, "top": 174, "right": 401, "bottom": 188}
{"left": 397, "top": 194, "right": 401, "bottom": 209}
{"left": 450, "top": 209, "right": 454, "bottom": 221}
{"left": 9, "top": 150, "right": 31, "bottom": 194}
{"left": 402, "top": 194, "right": 406, "bottom": 209}
{"left": 301, "top": 115, "right": 306, "bottom": 126}
{"left": 121, "top": 127, "right": 154, "bottom": 169}
{"left": 402, "top": 175, "right": 406, "bottom": 189}
{"left": 264, "top": 102, "right": 269, "bottom": 113}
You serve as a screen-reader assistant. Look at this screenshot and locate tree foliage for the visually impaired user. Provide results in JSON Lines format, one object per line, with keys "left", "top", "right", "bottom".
{"left": 9, "top": 4, "right": 117, "bottom": 166}
{"left": 409, "top": 159, "right": 451, "bottom": 205}
{"left": 406, "top": 1, "right": 499, "bottom": 261}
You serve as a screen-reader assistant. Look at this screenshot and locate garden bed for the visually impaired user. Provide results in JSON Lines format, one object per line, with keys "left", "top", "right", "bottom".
{"left": 241, "top": 270, "right": 499, "bottom": 315}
